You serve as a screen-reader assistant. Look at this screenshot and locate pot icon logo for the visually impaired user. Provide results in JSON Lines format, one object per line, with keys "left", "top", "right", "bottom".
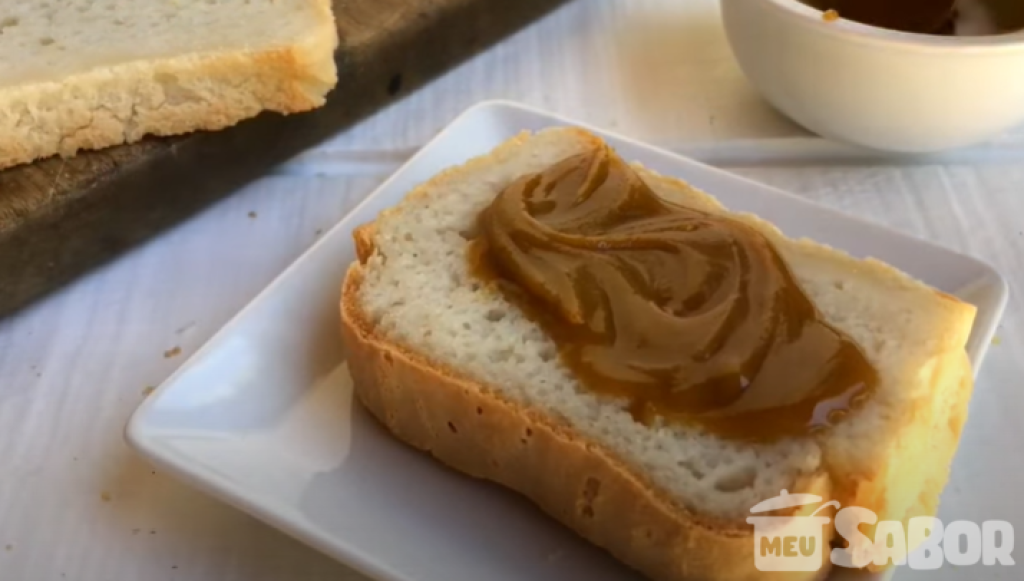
{"left": 747, "top": 490, "right": 840, "bottom": 572}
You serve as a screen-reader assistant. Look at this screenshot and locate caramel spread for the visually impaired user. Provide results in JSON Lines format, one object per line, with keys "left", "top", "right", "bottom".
{"left": 809, "top": 0, "right": 956, "bottom": 34}
{"left": 470, "top": 147, "right": 877, "bottom": 441}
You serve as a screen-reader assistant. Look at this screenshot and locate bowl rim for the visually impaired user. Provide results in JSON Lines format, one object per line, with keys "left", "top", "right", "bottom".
{"left": 759, "top": 0, "right": 1024, "bottom": 52}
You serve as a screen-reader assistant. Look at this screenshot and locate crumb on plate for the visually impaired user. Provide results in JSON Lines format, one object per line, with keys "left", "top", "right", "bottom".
{"left": 101, "top": 491, "right": 112, "bottom": 502}
{"left": 164, "top": 346, "right": 182, "bottom": 359}
{"left": 823, "top": 9, "right": 840, "bottom": 22}
{"left": 142, "top": 386, "right": 156, "bottom": 397}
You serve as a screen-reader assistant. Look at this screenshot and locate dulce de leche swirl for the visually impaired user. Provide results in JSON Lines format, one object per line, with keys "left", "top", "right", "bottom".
{"left": 471, "top": 146, "right": 877, "bottom": 441}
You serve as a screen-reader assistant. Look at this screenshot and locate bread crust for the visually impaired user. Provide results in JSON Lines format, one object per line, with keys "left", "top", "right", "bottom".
{"left": 341, "top": 264, "right": 832, "bottom": 581}
{"left": 0, "top": 0, "right": 338, "bottom": 170}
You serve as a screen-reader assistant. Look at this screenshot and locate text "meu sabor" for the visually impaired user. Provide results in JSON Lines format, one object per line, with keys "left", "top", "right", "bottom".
{"left": 748, "top": 492, "right": 1014, "bottom": 572}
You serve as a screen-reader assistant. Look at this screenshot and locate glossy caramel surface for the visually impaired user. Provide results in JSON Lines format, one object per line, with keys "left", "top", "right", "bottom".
{"left": 471, "top": 147, "right": 877, "bottom": 441}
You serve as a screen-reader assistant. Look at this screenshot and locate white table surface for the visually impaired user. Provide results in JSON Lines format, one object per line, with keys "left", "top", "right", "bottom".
{"left": 1, "top": 1, "right": 1022, "bottom": 580}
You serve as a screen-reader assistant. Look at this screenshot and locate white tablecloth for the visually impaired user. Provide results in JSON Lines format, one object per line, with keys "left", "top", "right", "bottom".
{"left": 1, "top": 1, "right": 1021, "bottom": 580}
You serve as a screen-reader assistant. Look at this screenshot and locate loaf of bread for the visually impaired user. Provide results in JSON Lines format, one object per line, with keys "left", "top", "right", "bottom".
{"left": 0, "top": 0, "right": 338, "bottom": 170}
{"left": 339, "top": 127, "right": 977, "bottom": 581}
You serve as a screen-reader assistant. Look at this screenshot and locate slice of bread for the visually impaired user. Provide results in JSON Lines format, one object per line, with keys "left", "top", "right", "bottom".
{"left": 340, "top": 127, "right": 977, "bottom": 581}
{"left": 0, "top": 0, "right": 338, "bottom": 170}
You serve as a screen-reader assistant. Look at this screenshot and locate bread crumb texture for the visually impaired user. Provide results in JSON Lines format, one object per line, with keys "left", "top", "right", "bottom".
{"left": 0, "top": 0, "right": 338, "bottom": 169}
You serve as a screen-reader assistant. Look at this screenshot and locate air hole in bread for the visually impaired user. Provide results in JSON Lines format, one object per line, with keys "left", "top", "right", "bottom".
{"left": 383, "top": 352, "right": 393, "bottom": 365}
{"left": 470, "top": 283, "right": 480, "bottom": 292}
{"left": 834, "top": 281, "right": 846, "bottom": 290}
{"left": 485, "top": 309, "right": 506, "bottom": 322}
{"left": 526, "top": 428, "right": 533, "bottom": 437}
{"left": 447, "top": 421, "right": 458, "bottom": 434}
{"left": 39, "top": 36, "right": 54, "bottom": 46}
{"left": 702, "top": 453, "right": 721, "bottom": 470}
{"left": 457, "top": 227, "right": 478, "bottom": 240}
{"left": 403, "top": 232, "right": 413, "bottom": 242}
{"left": 714, "top": 465, "right": 757, "bottom": 493}
{"left": 538, "top": 346, "right": 556, "bottom": 362}
{"left": 463, "top": 322, "right": 472, "bottom": 331}
{"left": 476, "top": 406, "right": 483, "bottom": 415}
{"left": 491, "top": 348, "right": 512, "bottom": 363}
{"left": 155, "top": 72, "right": 199, "bottom": 107}
{"left": 0, "top": 17, "right": 18, "bottom": 31}
{"left": 579, "top": 477, "right": 602, "bottom": 519}
{"left": 677, "top": 460, "right": 704, "bottom": 479}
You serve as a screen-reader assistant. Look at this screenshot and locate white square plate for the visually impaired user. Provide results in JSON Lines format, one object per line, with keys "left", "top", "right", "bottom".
{"left": 126, "top": 100, "right": 1009, "bottom": 581}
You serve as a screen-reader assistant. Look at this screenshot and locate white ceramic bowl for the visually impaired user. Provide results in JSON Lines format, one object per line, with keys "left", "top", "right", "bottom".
{"left": 720, "top": 0, "right": 1024, "bottom": 153}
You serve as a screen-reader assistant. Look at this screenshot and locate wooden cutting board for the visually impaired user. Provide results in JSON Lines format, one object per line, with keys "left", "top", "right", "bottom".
{"left": 0, "top": 0, "right": 571, "bottom": 319}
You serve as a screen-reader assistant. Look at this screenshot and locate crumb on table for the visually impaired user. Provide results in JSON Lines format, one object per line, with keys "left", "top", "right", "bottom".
{"left": 142, "top": 386, "right": 156, "bottom": 397}
{"left": 5, "top": 544, "right": 11, "bottom": 551}
{"left": 164, "top": 346, "right": 182, "bottom": 359}
{"left": 248, "top": 211, "right": 257, "bottom": 219}
{"left": 101, "top": 491, "right": 112, "bottom": 502}
{"left": 992, "top": 336, "right": 1002, "bottom": 346}
{"left": 823, "top": 9, "right": 840, "bottom": 22}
